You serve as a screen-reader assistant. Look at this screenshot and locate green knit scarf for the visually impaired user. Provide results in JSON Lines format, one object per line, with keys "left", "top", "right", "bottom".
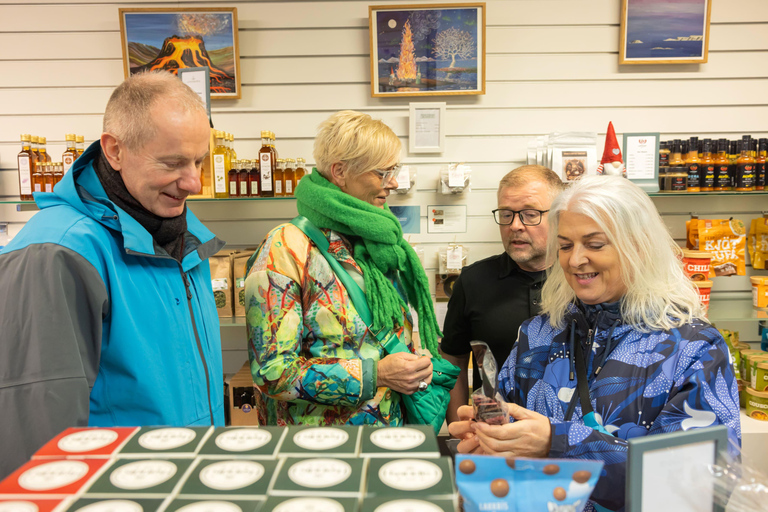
{"left": 295, "top": 170, "right": 442, "bottom": 358}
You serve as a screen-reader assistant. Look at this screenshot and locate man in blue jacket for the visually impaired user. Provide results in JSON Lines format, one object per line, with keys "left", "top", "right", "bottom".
{"left": 0, "top": 71, "right": 225, "bottom": 478}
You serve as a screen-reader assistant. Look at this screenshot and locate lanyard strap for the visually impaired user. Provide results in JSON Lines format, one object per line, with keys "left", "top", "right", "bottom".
{"left": 573, "top": 335, "right": 611, "bottom": 435}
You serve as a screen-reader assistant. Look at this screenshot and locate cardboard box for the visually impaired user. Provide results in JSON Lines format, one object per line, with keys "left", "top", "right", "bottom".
{"left": 84, "top": 459, "right": 194, "bottom": 497}
{"left": 277, "top": 426, "right": 361, "bottom": 458}
{"left": 0, "top": 459, "right": 109, "bottom": 498}
{"left": 177, "top": 458, "right": 279, "bottom": 499}
{"left": 269, "top": 458, "right": 366, "bottom": 498}
{"left": 226, "top": 362, "right": 259, "bottom": 427}
{"left": 262, "top": 496, "right": 358, "bottom": 512}
{"left": 164, "top": 498, "right": 263, "bottom": 512}
{"left": 198, "top": 427, "right": 285, "bottom": 459}
{"left": 116, "top": 427, "right": 212, "bottom": 458}
{"left": 32, "top": 427, "right": 139, "bottom": 460}
{"left": 365, "top": 457, "right": 455, "bottom": 500}
{"left": 359, "top": 426, "right": 440, "bottom": 458}
{"left": 359, "top": 496, "right": 457, "bottom": 512}
{"left": 0, "top": 498, "right": 67, "bottom": 512}
{"left": 63, "top": 497, "right": 165, "bottom": 512}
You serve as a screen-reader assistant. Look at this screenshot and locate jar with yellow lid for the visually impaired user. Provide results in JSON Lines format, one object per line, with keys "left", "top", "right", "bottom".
{"left": 752, "top": 276, "right": 768, "bottom": 310}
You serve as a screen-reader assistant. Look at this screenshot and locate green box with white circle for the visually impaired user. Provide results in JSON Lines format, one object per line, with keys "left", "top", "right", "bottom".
{"left": 83, "top": 458, "right": 195, "bottom": 497}
{"left": 276, "top": 426, "right": 361, "bottom": 458}
{"left": 64, "top": 497, "right": 166, "bottom": 512}
{"left": 177, "top": 458, "right": 279, "bottom": 499}
{"left": 260, "top": 496, "right": 357, "bottom": 512}
{"left": 270, "top": 457, "right": 366, "bottom": 498}
{"left": 365, "top": 457, "right": 455, "bottom": 500}
{"left": 197, "top": 427, "right": 286, "bottom": 459}
{"left": 116, "top": 427, "right": 212, "bottom": 458}
{"left": 359, "top": 496, "right": 457, "bottom": 512}
{"left": 163, "top": 498, "right": 263, "bottom": 512}
{"left": 359, "top": 425, "right": 440, "bottom": 458}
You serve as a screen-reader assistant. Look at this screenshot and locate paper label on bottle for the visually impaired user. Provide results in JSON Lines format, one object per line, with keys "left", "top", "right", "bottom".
{"left": 199, "top": 460, "right": 265, "bottom": 490}
{"left": 137, "top": 427, "right": 196, "bottom": 451}
{"left": 63, "top": 155, "right": 74, "bottom": 174}
{"left": 286, "top": 181, "right": 293, "bottom": 194}
{"left": 211, "top": 279, "right": 228, "bottom": 291}
{"left": 18, "top": 460, "right": 90, "bottom": 491}
{"left": 215, "top": 428, "right": 271, "bottom": 452}
{"left": 240, "top": 181, "right": 248, "bottom": 196}
{"left": 34, "top": 184, "right": 42, "bottom": 192}
{"left": 250, "top": 182, "right": 259, "bottom": 196}
{"left": 260, "top": 156, "right": 272, "bottom": 192}
{"left": 292, "top": 427, "right": 348, "bottom": 450}
{"left": 448, "top": 165, "right": 464, "bottom": 188}
{"left": 176, "top": 502, "right": 242, "bottom": 512}
{"left": 287, "top": 459, "right": 351, "bottom": 488}
{"left": 272, "top": 498, "right": 345, "bottom": 512}
{"left": 377, "top": 460, "right": 442, "bottom": 491}
{"left": 447, "top": 246, "right": 462, "bottom": 270}
{"left": 229, "top": 181, "right": 237, "bottom": 196}
{"left": 275, "top": 181, "right": 282, "bottom": 194}
{"left": 18, "top": 156, "right": 32, "bottom": 195}
{"left": 0, "top": 502, "right": 39, "bottom": 512}
{"left": 58, "top": 430, "right": 119, "bottom": 453}
{"left": 369, "top": 428, "right": 426, "bottom": 451}
{"left": 74, "top": 501, "right": 144, "bottom": 512}
{"left": 110, "top": 460, "right": 177, "bottom": 490}
{"left": 45, "top": 183, "right": 53, "bottom": 193}
{"left": 374, "top": 501, "right": 444, "bottom": 512}
{"left": 397, "top": 166, "right": 411, "bottom": 190}
{"left": 214, "top": 155, "right": 227, "bottom": 193}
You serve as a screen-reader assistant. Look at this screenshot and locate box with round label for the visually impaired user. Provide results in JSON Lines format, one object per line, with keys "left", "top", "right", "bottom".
{"left": 365, "top": 457, "right": 455, "bottom": 500}
{"left": 163, "top": 498, "right": 263, "bottom": 512}
{"left": 359, "top": 426, "right": 439, "bottom": 458}
{"left": 276, "top": 427, "right": 360, "bottom": 458}
{"left": 270, "top": 458, "right": 366, "bottom": 498}
{"left": 197, "top": 428, "right": 285, "bottom": 460}
{"left": 177, "top": 459, "right": 279, "bottom": 499}
{"left": 116, "top": 428, "right": 212, "bottom": 459}
{"left": 33, "top": 428, "right": 139, "bottom": 460}
{"left": 0, "top": 498, "right": 68, "bottom": 512}
{"left": 259, "top": 496, "right": 357, "bottom": 512}
{"left": 82, "top": 459, "right": 194, "bottom": 498}
{"left": 0, "top": 459, "right": 110, "bottom": 498}
{"left": 63, "top": 497, "right": 166, "bottom": 512}
{"left": 359, "top": 496, "right": 457, "bottom": 512}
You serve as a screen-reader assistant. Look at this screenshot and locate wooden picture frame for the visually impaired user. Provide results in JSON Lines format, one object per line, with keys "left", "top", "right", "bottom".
{"left": 119, "top": 7, "right": 241, "bottom": 100}
{"left": 619, "top": 0, "right": 711, "bottom": 65}
{"left": 369, "top": 3, "right": 486, "bottom": 97}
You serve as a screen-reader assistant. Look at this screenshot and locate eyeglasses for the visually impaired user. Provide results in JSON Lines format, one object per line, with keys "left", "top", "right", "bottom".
{"left": 492, "top": 208, "right": 549, "bottom": 226}
{"left": 371, "top": 164, "right": 402, "bottom": 186}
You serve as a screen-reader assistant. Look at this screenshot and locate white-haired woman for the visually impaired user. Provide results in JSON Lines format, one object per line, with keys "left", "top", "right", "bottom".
{"left": 245, "top": 111, "right": 448, "bottom": 427}
{"left": 450, "top": 175, "right": 740, "bottom": 512}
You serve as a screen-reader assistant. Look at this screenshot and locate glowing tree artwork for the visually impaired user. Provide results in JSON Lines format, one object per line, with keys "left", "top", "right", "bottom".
{"left": 432, "top": 26, "right": 475, "bottom": 68}
{"left": 396, "top": 19, "right": 417, "bottom": 80}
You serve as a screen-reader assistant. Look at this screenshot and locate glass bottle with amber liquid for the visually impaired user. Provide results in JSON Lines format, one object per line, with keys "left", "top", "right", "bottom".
{"left": 735, "top": 135, "right": 756, "bottom": 191}
{"left": 76, "top": 135, "right": 85, "bottom": 157}
{"left": 229, "top": 159, "right": 241, "bottom": 197}
{"left": 53, "top": 162, "right": 64, "bottom": 186}
{"left": 62, "top": 134, "right": 78, "bottom": 174}
{"left": 229, "top": 133, "right": 238, "bottom": 161}
{"left": 212, "top": 131, "right": 230, "bottom": 198}
{"left": 258, "top": 131, "right": 276, "bottom": 197}
{"left": 700, "top": 140, "right": 715, "bottom": 192}
{"left": 248, "top": 159, "right": 260, "bottom": 197}
{"left": 32, "top": 161, "right": 45, "bottom": 195}
{"left": 756, "top": 138, "right": 767, "bottom": 191}
{"left": 295, "top": 157, "right": 307, "bottom": 188}
{"left": 30, "top": 136, "right": 42, "bottom": 164}
{"left": 43, "top": 162, "right": 55, "bottom": 193}
{"left": 238, "top": 160, "right": 249, "bottom": 197}
{"left": 728, "top": 140, "right": 739, "bottom": 189}
{"left": 270, "top": 132, "right": 279, "bottom": 160}
{"left": 713, "top": 139, "right": 731, "bottom": 191}
{"left": 39, "top": 137, "right": 52, "bottom": 163}
{"left": 274, "top": 159, "right": 285, "bottom": 197}
{"left": 685, "top": 137, "right": 700, "bottom": 192}
{"left": 17, "top": 134, "right": 35, "bottom": 200}
{"left": 283, "top": 158, "right": 296, "bottom": 196}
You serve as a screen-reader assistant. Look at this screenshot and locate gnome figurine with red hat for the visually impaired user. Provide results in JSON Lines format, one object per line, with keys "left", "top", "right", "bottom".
{"left": 597, "top": 122, "right": 626, "bottom": 177}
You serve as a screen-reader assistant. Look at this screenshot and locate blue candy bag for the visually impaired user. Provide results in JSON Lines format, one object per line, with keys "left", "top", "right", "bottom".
{"left": 456, "top": 454, "right": 603, "bottom": 512}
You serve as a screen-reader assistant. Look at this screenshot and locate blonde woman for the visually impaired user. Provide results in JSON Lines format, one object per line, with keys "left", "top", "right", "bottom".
{"left": 450, "top": 175, "right": 740, "bottom": 512}
{"left": 245, "top": 111, "right": 446, "bottom": 427}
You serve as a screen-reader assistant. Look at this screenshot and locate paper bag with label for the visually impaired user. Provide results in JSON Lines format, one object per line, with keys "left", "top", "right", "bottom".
{"left": 749, "top": 218, "right": 768, "bottom": 270}
{"left": 698, "top": 218, "right": 746, "bottom": 276}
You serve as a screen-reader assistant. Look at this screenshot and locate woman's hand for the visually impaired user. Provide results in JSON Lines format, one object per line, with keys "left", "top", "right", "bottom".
{"left": 449, "top": 405, "right": 484, "bottom": 454}
{"left": 471, "top": 403, "right": 552, "bottom": 459}
{"left": 377, "top": 352, "right": 432, "bottom": 395}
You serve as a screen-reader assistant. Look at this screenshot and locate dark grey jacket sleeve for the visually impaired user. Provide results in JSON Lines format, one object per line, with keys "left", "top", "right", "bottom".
{"left": 0, "top": 244, "right": 108, "bottom": 479}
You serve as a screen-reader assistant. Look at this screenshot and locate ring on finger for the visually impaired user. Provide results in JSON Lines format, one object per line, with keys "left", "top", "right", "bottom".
{"left": 418, "top": 381, "right": 428, "bottom": 391}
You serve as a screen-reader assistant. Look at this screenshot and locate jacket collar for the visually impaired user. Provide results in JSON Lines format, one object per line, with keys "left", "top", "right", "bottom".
{"left": 498, "top": 252, "right": 547, "bottom": 281}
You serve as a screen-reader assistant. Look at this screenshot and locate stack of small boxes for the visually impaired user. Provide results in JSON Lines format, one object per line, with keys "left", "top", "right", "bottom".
{"left": 0, "top": 425, "right": 458, "bottom": 512}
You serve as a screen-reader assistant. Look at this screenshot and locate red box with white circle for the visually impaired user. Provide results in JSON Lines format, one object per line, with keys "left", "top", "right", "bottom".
{"left": 32, "top": 428, "right": 139, "bottom": 460}
{"left": 0, "top": 498, "right": 68, "bottom": 512}
{"left": 0, "top": 459, "right": 109, "bottom": 498}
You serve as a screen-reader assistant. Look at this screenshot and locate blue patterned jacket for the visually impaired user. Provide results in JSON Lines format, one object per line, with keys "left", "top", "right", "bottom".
{"left": 498, "top": 301, "right": 741, "bottom": 512}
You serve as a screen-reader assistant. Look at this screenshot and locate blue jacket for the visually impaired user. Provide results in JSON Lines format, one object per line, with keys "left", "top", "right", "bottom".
{"left": 499, "top": 301, "right": 741, "bottom": 512}
{"left": 0, "top": 142, "right": 225, "bottom": 477}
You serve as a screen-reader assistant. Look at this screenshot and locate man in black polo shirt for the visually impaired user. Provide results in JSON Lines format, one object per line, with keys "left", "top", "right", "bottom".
{"left": 441, "top": 165, "right": 563, "bottom": 424}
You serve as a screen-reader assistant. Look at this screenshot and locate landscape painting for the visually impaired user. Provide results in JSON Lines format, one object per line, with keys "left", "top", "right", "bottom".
{"left": 119, "top": 8, "right": 241, "bottom": 99}
{"left": 620, "top": 0, "right": 711, "bottom": 64}
{"left": 369, "top": 3, "right": 486, "bottom": 97}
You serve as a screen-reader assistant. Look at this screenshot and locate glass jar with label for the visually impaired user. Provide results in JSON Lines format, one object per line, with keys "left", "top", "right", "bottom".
{"left": 62, "top": 134, "right": 77, "bottom": 175}
{"left": 259, "top": 131, "right": 275, "bottom": 197}
{"left": 248, "top": 159, "right": 260, "bottom": 197}
{"left": 713, "top": 139, "right": 731, "bottom": 191}
{"left": 700, "top": 140, "right": 715, "bottom": 192}
{"left": 274, "top": 159, "right": 285, "bottom": 197}
{"left": 229, "top": 159, "right": 241, "bottom": 197}
{"left": 284, "top": 158, "right": 296, "bottom": 196}
{"left": 238, "top": 160, "right": 249, "bottom": 197}
{"left": 685, "top": 137, "right": 701, "bottom": 192}
{"left": 212, "top": 131, "right": 230, "bottom": 198}
{"left": 735, "top": 135, "right": 756, "bottom": 191}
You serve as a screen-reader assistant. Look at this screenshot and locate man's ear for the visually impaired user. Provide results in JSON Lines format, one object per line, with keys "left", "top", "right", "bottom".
{"left": 100, "top": 133, "right": 123, "bottom": 171}
{"left": 328, "top": 162, "right": 346, "bottom": 188}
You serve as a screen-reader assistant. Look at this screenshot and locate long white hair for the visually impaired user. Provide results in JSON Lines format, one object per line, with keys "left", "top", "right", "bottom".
{"left": 541, "top": 175, "right": 705, "bottom": 331}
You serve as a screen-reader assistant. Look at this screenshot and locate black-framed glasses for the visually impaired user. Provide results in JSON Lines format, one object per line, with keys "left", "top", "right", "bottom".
{"left": 371, "top": 164, "right": 402, "bottom": 186}
{"left": 492, "top": 208, "right": 549, "bottom": 226}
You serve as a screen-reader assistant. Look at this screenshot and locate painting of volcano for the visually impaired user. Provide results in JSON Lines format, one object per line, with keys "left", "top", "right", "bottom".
{"left": 119, "top": 8, "right": 241, "bottom": 99}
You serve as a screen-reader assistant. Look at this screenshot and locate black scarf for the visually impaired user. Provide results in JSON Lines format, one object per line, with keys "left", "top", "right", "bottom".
{"left": 94, "top": 149, "right": 187, "bottom": 261}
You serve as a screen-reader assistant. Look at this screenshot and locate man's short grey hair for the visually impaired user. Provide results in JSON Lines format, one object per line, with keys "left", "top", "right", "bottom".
{"left": 498, "top": 165, "right": 564, "bottom": 202}
{"left": 103, "top": 71, "right": 207, "bottom": 150}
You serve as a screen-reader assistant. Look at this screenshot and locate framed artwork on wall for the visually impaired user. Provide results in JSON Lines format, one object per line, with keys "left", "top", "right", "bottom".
{"left": 369, "top": 3, "right": 486, "bottom": 97}
{"left": 119, "top": 7, "right": 241, "bottom": 100}
{"left": 619, "top": 0, "right": 711, "bottom": 65}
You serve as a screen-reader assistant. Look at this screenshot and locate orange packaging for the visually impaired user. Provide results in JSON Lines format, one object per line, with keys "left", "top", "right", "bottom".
{"left": 749, "top": 218, "right": 768, "bottom": 270}
{"left": 682, "top": 249, "right": 713, "bottom": 280}
{"left": 693, "top": 280, "right": 712, "bottom": 314}
{"left": 686, "top": 219, "right": 699, "bottom": 250}
{"left": 753, "top": 276, "right": 768, "bottom": 310}
{"left": 698, "top": 218, "right": 746, "bottom": 276}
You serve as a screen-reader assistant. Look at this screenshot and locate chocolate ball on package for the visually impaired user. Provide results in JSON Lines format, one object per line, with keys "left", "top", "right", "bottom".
{"left": 553, "top": 487, "right": 567, "bottom": 501}
{"left": 573, "top": 470, "right": 592, "bottom": 484}
{"left": 459, "top": 459, "right": 476, "bottom": 475}
{"left": 491, "top": 478, "right": 510, "bottom": 498}
{"left": 543, "top": 464, "right": 560, "bottom": 475}
{"left": 505, "top": 457, "right": 516, "bottom": 469}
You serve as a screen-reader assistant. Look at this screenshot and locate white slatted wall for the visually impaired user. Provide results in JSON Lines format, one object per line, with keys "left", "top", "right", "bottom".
{"left": 1, "top": 0, "right": 766, "bottom": 369}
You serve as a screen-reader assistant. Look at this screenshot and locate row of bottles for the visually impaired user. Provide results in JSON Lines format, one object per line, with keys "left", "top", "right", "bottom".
{"left": 17, "top": 134, "right": 85, "bottom": 200}
{"left": 659, "top": 135, "right": 766, "bottom": 192}
{"left": 211, "top": 129, "right": 308, "bottom": 198}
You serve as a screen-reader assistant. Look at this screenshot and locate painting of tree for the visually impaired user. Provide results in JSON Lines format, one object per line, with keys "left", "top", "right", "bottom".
{"left": 432, "top": 27, "right": 475, "bottom": 68}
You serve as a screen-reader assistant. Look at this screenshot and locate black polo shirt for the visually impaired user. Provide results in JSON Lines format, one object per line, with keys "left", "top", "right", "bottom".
{"left": 441, "top": 252, "right": 546, "bottom": 390}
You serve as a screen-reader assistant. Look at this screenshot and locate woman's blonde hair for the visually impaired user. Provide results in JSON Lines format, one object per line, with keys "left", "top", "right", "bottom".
{"left": 541, "top": 175, "right": 704, "bottom": 331}
{"left": 312, "top": 110, "right": 401, "bottom": 177}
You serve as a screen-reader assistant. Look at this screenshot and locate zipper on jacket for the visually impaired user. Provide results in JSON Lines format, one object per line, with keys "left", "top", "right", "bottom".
{"left": 181, "top": 268, "right": 214, "bottom": 425}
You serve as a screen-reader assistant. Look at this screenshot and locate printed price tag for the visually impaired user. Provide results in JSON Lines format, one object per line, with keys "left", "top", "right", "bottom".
{"left": 448, "top": 165, "right": 464, "bottom": 188}
{"left": 397, "top": 166, "right": 411, "bottom": 190}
